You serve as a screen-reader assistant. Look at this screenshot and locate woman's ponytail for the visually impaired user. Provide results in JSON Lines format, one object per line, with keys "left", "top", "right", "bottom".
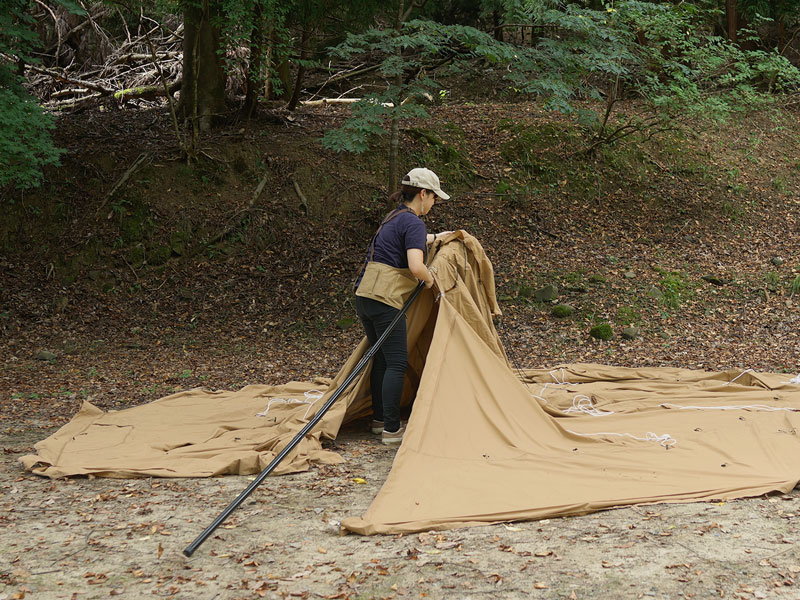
{"left": 390, "top": 184, "right": 423, "bottom": 206}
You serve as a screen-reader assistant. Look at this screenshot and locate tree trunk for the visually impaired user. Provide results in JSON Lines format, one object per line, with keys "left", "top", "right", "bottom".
{"left": 492, "top": 10, "right": 502, "bottom": 42}
{"left": 243, "top": 3, "right": 265, "bottom": 120}
{"left": 179, "top": 0, "right": 226, "bottom": 132}
{"left": 388, "top": 0, "right": 405, "bottom": 196}
{"left": 266, "top": 27, "right": 292, "bottom": 100}
{"left": 287, "top": 27, "right": 310, "bottom": 111}
{"left": 388, "top": 71, "right": 401, "bottom": 196}
{"left": 726, "top": 0, "right": 738, "bottom": 43}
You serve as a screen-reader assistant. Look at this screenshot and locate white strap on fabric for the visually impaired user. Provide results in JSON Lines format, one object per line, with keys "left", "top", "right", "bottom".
{"left": 787, "top": 374, "right": 800, "bottom": 384}
{"left": 567, "top": 429, "right": 677, "bottom": 449}
{"left": 724, "top": 369, "right": 755, "bottom": 385}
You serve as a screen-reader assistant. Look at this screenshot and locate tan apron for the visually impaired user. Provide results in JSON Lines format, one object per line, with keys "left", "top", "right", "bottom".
{"left": 355, "top": 207, "right": 422, "bottom": 310}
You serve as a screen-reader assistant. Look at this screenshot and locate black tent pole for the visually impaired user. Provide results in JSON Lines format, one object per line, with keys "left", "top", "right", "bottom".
{"left": 183, "top": 281, "right": 425, "bottom": 557}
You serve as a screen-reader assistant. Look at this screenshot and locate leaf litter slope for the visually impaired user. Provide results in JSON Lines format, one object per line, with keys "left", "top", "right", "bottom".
{"left": 1, "top": 100, "right": 800, "bottom": 598}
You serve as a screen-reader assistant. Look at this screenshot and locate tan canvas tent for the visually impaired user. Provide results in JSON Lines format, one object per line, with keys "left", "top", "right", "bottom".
{"left": 21, "top": 232, "right": 800, "bottom": 534}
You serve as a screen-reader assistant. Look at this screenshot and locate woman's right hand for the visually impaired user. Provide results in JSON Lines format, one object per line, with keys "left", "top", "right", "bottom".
{"left": 424, "top": 266, "right": 438, "bottom": 289}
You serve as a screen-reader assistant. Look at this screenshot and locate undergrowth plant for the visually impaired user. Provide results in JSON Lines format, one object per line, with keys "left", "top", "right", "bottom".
{"left": 323, "top": 1, "right": 800, "bottom": 165}
{"left": 657, "top": 270, "right": 694, "bottom": 310}
{"left": 791, "top": 274, "right": 800, "bottom": 296}
{"left": 0, "top": 0, "right": 79, "bottom": 189}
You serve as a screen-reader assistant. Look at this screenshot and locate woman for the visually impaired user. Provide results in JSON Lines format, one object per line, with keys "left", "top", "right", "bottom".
{"left": 354, "top": 168, "right": 451, "bottom": 446}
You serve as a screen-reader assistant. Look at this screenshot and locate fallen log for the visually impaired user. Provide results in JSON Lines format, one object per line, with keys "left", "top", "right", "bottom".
{"left": 113, "top": 80, "right": 181, "bottom": 101}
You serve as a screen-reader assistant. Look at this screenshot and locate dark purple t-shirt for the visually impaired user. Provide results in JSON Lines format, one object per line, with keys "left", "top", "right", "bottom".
{"left": 356, "top": 206, "right": 427, "bottom": 287}
{"left": 372, "top": 208, "right": 427, "bottom": 268}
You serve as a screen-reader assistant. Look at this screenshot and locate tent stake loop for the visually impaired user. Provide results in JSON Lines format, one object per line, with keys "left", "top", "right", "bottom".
{"left": 183, "top": 281, "right": 425, "bottom": 557}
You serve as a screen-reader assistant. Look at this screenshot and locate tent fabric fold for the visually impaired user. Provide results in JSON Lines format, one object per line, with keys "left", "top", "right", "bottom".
{"left": 20, "top": 231, "right": 800, "bottom": 535}
{"left": 340, "top": 299, "right": 800, "bottom": 534}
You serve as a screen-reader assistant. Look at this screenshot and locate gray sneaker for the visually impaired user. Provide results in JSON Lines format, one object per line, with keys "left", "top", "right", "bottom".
{"left": 370, "top": 420, "right": 384, "bottom": 434}
{"left": 381, "top": 425, "right": 405, "bottom": 446}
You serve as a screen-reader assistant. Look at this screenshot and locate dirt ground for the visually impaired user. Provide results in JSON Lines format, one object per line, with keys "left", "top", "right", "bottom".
{"left": 2, "top": 418, "right": 800, "bottom": 600}
{"left": 2, "top": 96, "right": 800, "bottom": 600}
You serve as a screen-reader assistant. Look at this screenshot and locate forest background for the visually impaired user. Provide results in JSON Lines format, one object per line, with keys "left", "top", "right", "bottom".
{"left": 3, "top": 0, "right": 800, "bottom": 406}
{"left": 2, "top": 1, "right": 800, "bottom": 597}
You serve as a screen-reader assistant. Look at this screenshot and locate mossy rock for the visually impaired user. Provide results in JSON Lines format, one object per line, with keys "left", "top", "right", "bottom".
{"left": 336, "top": 318, "right": 355, "bottom": 330}
{"left": 119, "top": 217, "right": 145, "bottom": 243}
{"left": 589, "top": 274, "right": 607, "bottom": 284}
{"left": 61, "top": 272, "right": 78, "bottom": 285}
{"left": 589, "top": 323, "right": 613, "bottom": 340}
{"left": 170, "top": 230, "right": 191, "bottom": 256}
{"left": 128, "top": 246, "right": 145, "bottom": 268}
{"left": 621, "top": 326, "right": 641, "bottom": 340}
{"left": 551, "top": 304, "right": 575, "bottom": 318}
{"left": 517, "top": 285, "right": 535, "bottom": 299}
{"left": 148, "top": 245, "right": 172, "bottom": 266}
{"left": 701, "top": 275, "right": 727, "bottom": 286}
{"left": 534, "top": 284, "right": 559, "bottom": 303}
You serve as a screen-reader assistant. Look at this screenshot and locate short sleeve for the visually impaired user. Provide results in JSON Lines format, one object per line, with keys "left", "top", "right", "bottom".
{"left": 402, "top": 215, "right": 427, "bottom": 252}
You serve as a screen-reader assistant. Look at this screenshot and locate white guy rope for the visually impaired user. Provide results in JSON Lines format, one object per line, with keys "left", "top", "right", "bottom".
{"left": 256, "top": 390, "right": 325, "bottom": 420}
{"left": 532, "top": 370, "right": 574, "bottom": 405}
{"left": 566, "top": 429, "right": 677, "bottom": 449}
{"left": 300, "top": 389, "right": 324, "bottom": 419}
{"left": 563, "top": 395, "right": 614, "bottom": 417}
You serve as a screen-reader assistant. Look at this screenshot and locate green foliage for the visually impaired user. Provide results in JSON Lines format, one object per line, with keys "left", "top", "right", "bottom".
{"left": 500, "top": 1, "right": 800, "bottom": 146}
{"left": 791, "top": 274, "right": 800, "bottom": 296}
{"left": 324, "top": 98, "right": 427, "bottom": 153}
{"left": 323, "top": 1, "right": 800, "bottom": 156}
{"left": 658, "top": 270, "right": 693, "bottom": 310}
{"left": 765, "top": 270, "right": 779, "bottom": 290}
{"left": 738, "top": 0, "right": 800, "bottom": 26}
{"left": 616, "top": 305, "right": 641, "bottom": 325}
{"left": 0, "top": 0, "right": 72, "bottom": 189}
{"left": 323, "top": 19, "right": 518, "bottom": 154}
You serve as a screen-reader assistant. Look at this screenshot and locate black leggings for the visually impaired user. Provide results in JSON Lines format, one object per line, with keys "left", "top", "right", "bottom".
{"left": 355, "top": 296, "right": 407, "bottom": 432}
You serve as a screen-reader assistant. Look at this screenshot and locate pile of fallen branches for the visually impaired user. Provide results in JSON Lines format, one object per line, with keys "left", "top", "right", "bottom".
{"left": 24, "top": 2, "right": 183, "bottom": 112}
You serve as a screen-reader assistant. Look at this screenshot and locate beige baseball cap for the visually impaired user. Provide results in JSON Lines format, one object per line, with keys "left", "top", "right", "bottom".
{"left": 402, "top": 168, "right": 450, "bottom": 200}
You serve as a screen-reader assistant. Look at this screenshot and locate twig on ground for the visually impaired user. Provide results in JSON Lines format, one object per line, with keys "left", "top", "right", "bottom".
{"left": 98, "top": 152, "right": 152, "bottom": 215}
{"left": 253, "top": 171, "right": 270, "bottom": 203}
{"left": 293, "top": 178, "right": 309, "bottom": 215}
